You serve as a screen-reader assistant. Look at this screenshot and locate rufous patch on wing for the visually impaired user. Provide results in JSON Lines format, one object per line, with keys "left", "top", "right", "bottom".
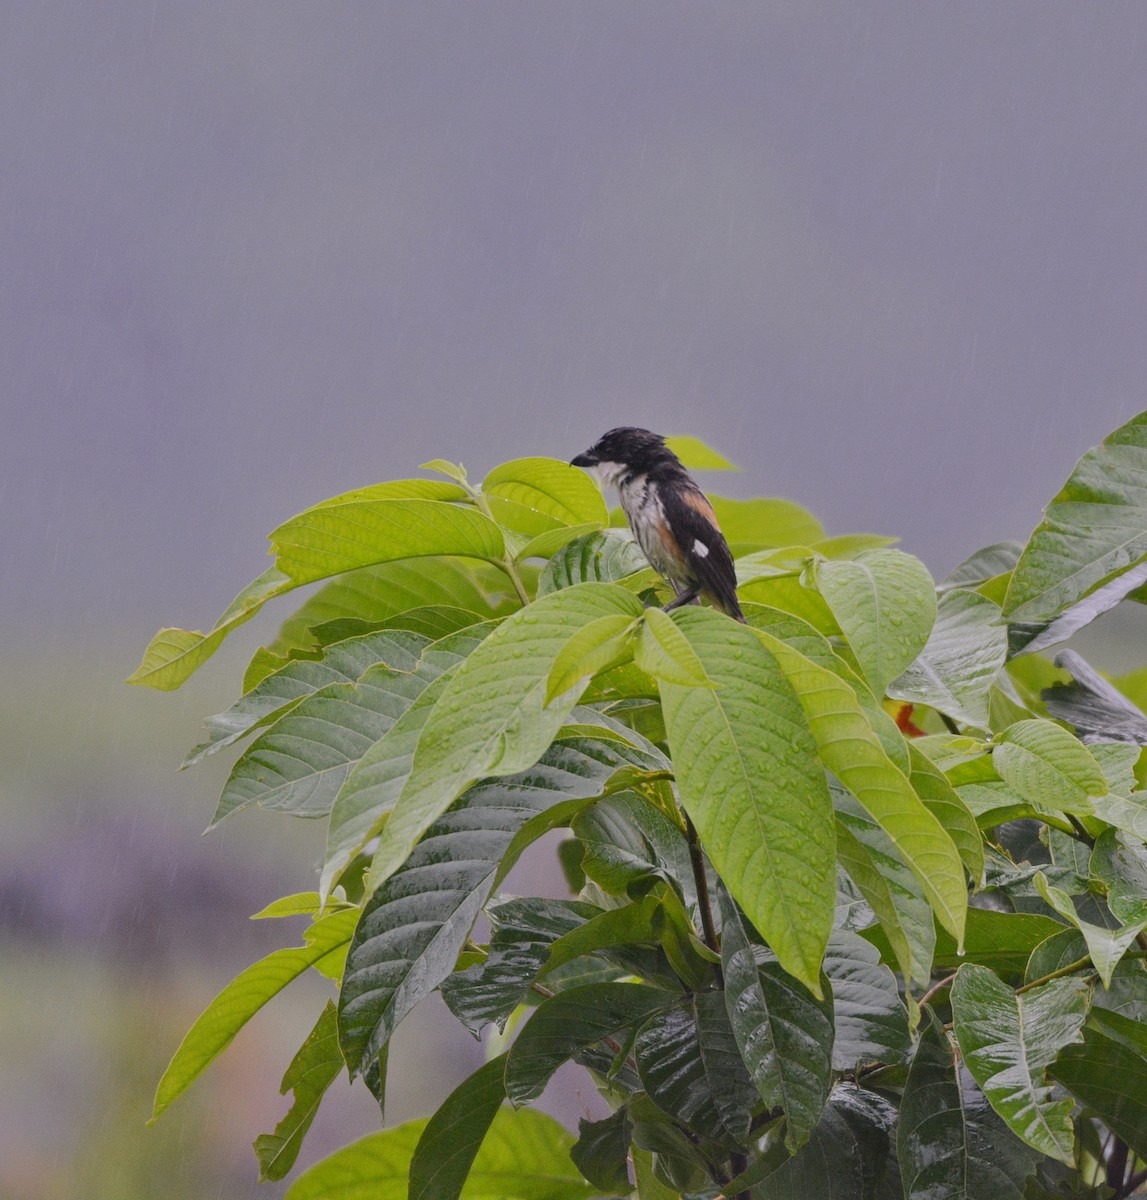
{"left": 682, "top": 489, "right": 719, "bottom": 526}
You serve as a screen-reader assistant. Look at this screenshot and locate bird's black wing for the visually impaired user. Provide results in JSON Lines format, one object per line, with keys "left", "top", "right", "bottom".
{"left": 662, "top": 484, "right": 744, "bottom": 619}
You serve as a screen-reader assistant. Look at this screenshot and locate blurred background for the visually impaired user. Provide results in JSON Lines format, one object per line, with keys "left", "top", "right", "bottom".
{"left": 3, "top": 3, "right": 1147, "bottom": 1195}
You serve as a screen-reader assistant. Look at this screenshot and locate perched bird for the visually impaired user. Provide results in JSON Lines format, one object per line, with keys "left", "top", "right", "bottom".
{"left": 571, "top": 427, "right": 745, "bottom": 622}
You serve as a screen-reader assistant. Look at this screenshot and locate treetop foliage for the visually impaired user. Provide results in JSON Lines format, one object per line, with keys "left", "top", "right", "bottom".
{"left": 135, "top": 416, "right": 1147, "bottom": 1198}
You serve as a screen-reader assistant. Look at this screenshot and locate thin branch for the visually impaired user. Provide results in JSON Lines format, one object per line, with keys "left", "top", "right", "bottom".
{"left": 683, "top": 811, "right": 721, "bottom": 956}
{"left": 919, "top": 972, "right": 957, "bottom": 1008}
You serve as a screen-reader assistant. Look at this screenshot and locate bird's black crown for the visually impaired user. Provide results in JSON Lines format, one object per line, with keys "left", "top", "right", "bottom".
{"left": 570, "top": 427, "right": 683, "bottom": 481}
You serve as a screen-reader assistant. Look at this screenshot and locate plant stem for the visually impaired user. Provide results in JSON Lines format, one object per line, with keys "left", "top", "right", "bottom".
{"left": 1015, "top": 954, "right": 1093, "bottom": 993}
{"left": 465, "top": 479, "right": 532, "bottom": 606}
{"left": 919, "top": 972, "right": 957, "bottom": 1008}
{"left": 683, "top": 811, "right": 721, "bottom": 955}
{"left": 939, "top": 713, "right": 962, "bottom": 735}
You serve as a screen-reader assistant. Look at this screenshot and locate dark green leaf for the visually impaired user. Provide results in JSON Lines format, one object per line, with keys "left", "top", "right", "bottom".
{"left": 537, "top": 530, "right": 648, "bottom": 596}
{"left": 569, "top": 1107, "right": 632, "bottom": 1194}
{"left": 634, "top": 992, "right": 758, "bottom": 1144}
{"left": 1042, "top": 649, "right": 1147, "bottom": 746}
{"left": 823, "top": 930, "right": 911, "bottom": 1071}
{"left": 409, "top": 1054, "right": 507, "bottom": 1200}
{"left": 898, "top": 1010, "right": 1039, "bottom": 1200}
{"left": 940, "top": 542, "right": 1024, "bottom": 593}
{"left": 1091, "top": 826, "right": 1147, "bottom": 923}
{"left": 255, "top": 1001, "right": 344, "bottom": 1182}
{"left": 504, "top": 983, "right": 673, "bottom": 1104}
{"left": 719, "top": 889, "right": 833, "bottom": 1151}
{"left": 338, "top": 736, "right": 653, "bottom": 1074}
{"left": 950, "top": 964, "right": 1089, "bottom": 1164}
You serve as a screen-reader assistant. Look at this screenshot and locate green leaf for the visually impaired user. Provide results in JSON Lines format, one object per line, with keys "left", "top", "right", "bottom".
{"left": 898, "top": 1010, "right": 1039, "bottom": 1200}
{"left": 814, "top": 550, "right": 937, "bottom": 695}
{"left": 1091, "top": 826, "right": 1147, "bottom": 924}
{"left": 285, "top": 1108, "right": 593, "bottom": 1200}
{"left": 151, "top": 908, "right": 358, "bottom": 1122}
{"left": 634, "top": 606, "right": 712, "bottom": 687}
{"left": 366, "top": 584, "right": 643, "bottom": 893}
{"left": 380, "top": 605, "right": 494, "bottom": 639}
{"left": 187, "top": 628, "right": 433, "bottom": 768}
{"left": 482, "top": 457, "right": 609, "bottom": 527}
{"left": 927, "top": 908, "right": 1066, "bottom": 974}
{"left": 1003, "top": 409, "right": 1147, "bottom": 623}
{"left": 663, "top": 434, "right": 741, "bottom": 470}
{"left": 211, "top": 632, "right": 436, "bottom": 826}
{"left": 569, "top": 1107, "right": 632, "bottom": 1194}
{"left": 709, "top": 495, "right": 825, "bottom": 552}
{"left": 1042, "top": 649, "right": 1147, "bottom": 746}
{"left": 834, "top": 787, "right": 935, "bottom": 990}
{"left": 940, "top": 541, "right": 1025, "bottom": 593}
{"left": 536, "top": 530, "right": 649, "bottom": 596}
{"left": 950, "top": 964, "right": 1089, "bottom": 1164}
{"left": 992, "top": 720, "right": 1107, "bottom": 815}
{"left": 513, "top": 523, "right": 603, "bottom": 563}
{"left": 255, "top": 1001, "right": 344, "bottom": 1182}
{"left": 660, "top": 609, "right": 836, "bottom": 992}
{"left": 887, "top": 590, "right": 1008, "bottom": 729}
{"left": 129, "top": 567, "right": 295, "bottom": 691}
{"left": 1048, "top": 1009, "right": 1147, "bottom": 1162}
{"left": 739, "top": 573, "right": 840, "bottom": 635}
{"left": 337, "top": 735, "right": 654, "bottom": 1074}
{"left": 270, "top": 498, "right": 506, "bottom": 584}
{"left": 1032, "top": 872, "right": 1147, "bottom": 987}
{"left": 322, "top": 629, "right": 492, "bottom": 898}
{"left": 267, "top": 558, "right": 520, "bottom": 660}
{"left": 545, "top": 614, "right": 640, "bottom": 703}
{"left": 718, "top": 890, "right": 834, "bottom": 1150}
{"left": 420, "top": 459, "right": 469, "bottom": 484}
{"left": 811, "top": 533, "right": 900, "bottom": 559}
{"left": 823, "top": 930, "right": 912, "bottom": 1071}
{"left": 634, "top": 991, "right": 758, "bottom": 1143}
{"left": 907, "top": 745, "right": 984, "bottom": 884}
{"left": 757, "top": 627, "right": 967, "bottom": 946}
{"left": 504, "top": 982, "right": 674, "bottom": 1104}
{"left": 408, "top": 1054, "right": 508, "bottom": 1200}
{"left": 756, "top": 1084, "right": 899, "bottom": 1200}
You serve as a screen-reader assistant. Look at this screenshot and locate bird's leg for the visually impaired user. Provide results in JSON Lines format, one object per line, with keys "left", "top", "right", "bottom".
{"left": 662, "top": 583, "right": 701, "bottom": 612}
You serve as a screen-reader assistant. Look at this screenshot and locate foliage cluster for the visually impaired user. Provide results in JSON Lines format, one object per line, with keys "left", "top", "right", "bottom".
{"left": 133, "top": 418, "right": 1147, "bottom": 1198}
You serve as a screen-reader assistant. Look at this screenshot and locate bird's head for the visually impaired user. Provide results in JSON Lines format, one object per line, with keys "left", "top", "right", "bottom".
{"left": 571, "top": 427, "right": 677, "bottom": 488}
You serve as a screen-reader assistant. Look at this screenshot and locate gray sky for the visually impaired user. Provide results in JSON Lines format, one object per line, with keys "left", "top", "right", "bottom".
{"left": 3, "top": 2, "right": 1146, "bottom": 640}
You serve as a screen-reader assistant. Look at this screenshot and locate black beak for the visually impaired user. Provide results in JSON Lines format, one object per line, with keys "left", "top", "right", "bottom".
{"left": 570, "top": 452, "right": 595, "bottom": 468}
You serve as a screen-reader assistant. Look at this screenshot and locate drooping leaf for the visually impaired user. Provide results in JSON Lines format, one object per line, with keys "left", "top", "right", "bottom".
{"left": 634, "top": 991, "right": 758, "bottom": 1144}
{"left": 926, "top": 908, "right": 1066, "bottom": 975}
{"left": 739, "top": 572, "right": 840, "bottom": 635}
{"left": 823, "top": 930, "right": 911, "bottom": 1072}
{"left": 151, "top": 908, "right": 358, "bottom": 1122}
{"left": 254, "top": 1001, "right": 344, "bottom": 1182}
{"left": 129, "top": 567, "right": 295, "bottom": 691}
{"left": 756, "top": 1083, "right": 899, "bottom": 1200}
{"left": 1042, "top": 649, "right": 1147, "bottom": 746}
{"left": 719, "top": 889, "right": 834, "bottom": 1151}
{"left": 366, "top": 584, "right": 644, "bottom": 893}
{"left": 1091, "top": 826, "right": 1147, "bottom": 924}
{"left": 1048, "top": 1009, "right": 1147, "bottom": 1162}
{"left": 991, "top": 720, "right": 1107, "bottom": 816}
{"left": 898, "top": 1010, "right": 1039, "bottom": 1200}
{"left": 887, "top": 590, "right": 1007, "bottom": 729}
{"left": 814, "top": 550, "right": 937, "bottom": 695}
{"left": 270, "top": 498, "right": 506, "bottom": 584}
{"left": 568, "top": 1107, "right": 633, "bottom": 1195}
{"left": 337, "top": 735, "right": 658, "bottom": 1074}
{"left": 907, "top": 745, "right": 984, "bottom": 883}
{"left": 659, "top": 609, "right": 836, "bottom": 992}
{"left": 950, "top": 964, "right": 1089, "bottom": 1164}
{"left": 503, "top": 983, "right": 674, "bottom": 1104}
{"left": 408, "top": 1054, "right": 508, "bottom": 1200}
{"left": 757, "top": 627, "right": 967, "bottom": 946}
{"left": 1003, "top": 409, "right": 1147, "bottom": 624}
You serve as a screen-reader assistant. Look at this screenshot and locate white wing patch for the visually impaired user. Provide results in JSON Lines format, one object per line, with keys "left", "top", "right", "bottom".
{"left": 692, "top": 539, "right": 709, "bottom": 558}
